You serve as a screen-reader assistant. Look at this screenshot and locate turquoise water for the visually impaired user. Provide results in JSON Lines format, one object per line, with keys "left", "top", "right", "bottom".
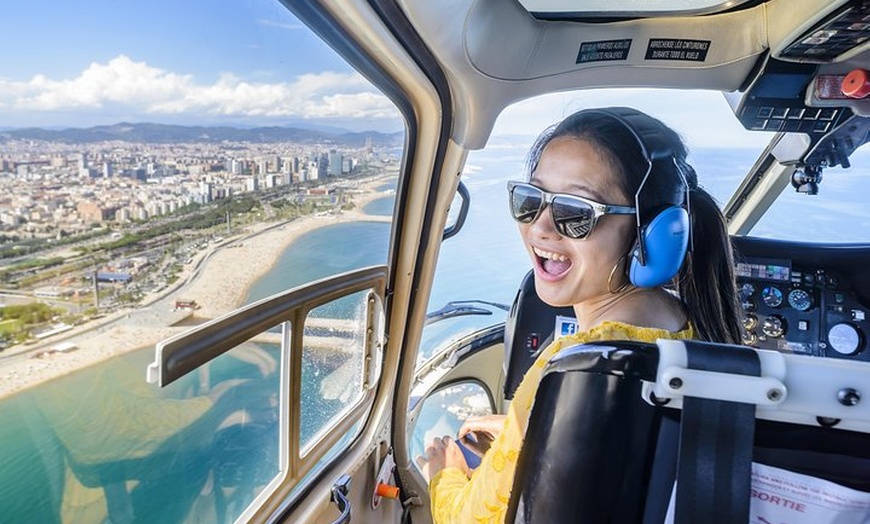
{"left": 0, "top": 229, "right": 393, "bottom": 523}
{"left": 244, "top": 221, "right": 391, "bottom": 303}
{"left": 362, "top": 196, "right": 394, "bottom": 217}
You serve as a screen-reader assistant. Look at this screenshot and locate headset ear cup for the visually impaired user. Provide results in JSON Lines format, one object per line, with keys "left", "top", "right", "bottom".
{"left": 628, "top": 206, "right": 690, "bottom": 288}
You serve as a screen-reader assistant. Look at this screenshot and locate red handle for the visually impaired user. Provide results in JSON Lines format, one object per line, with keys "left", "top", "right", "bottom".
{"left": 841, "top": 69, "right": 870, "bottom": 98}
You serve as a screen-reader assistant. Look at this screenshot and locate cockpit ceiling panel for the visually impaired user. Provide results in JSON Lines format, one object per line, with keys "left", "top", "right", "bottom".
{"left": 462, "top": 0, "right": 766, "bottom": 83}
{"left": 517, "top": 0, "right": 761, "bottom": 19}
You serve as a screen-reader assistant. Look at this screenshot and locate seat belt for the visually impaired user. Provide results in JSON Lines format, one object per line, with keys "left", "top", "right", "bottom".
{"left": 674, "top": 341, "right": 760, "bottom": 524}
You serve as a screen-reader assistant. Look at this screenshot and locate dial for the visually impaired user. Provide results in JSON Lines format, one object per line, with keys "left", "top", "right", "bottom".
{"left": 741, "top": 331, "right": 758, "bottom": 346}
{"left": 787, "top": 288, "right": 813, "bottom": 311}
{"left": 742, "top": 314, "right": 758, "bottom": 331}
{"left": 762, "top": 315, "right": 786, "bottom": 338}
{"left": 828, "top": 323, "right": 863, "bottom": 355}
{"left": 761, "top": 286, "right": 783, "bottom": 308}
{"left": 740, "top": 282, "right": 756, "bottom": 298}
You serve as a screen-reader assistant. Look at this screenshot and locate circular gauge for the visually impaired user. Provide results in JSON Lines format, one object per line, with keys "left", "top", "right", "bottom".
{"left": 742, "top": 314, "right": 758, "bottom": 331}
{"left": 762, "top": 315, "right": 786, "bottom": 338}
{"left": 740, "top": 282, "right": 756, "bottom": 298}
{"left": 761, "top": 286, "right": 783, "bottom": 308}
{"left": 828, "top": 323, "right": 863, "bottom": 355}
{"left": 742, "top": 331, "right": 758, "bottom": 346}
{"left": 787, "top": 288, "right": 813, "bottom": 311}
{"left": 741, "top": 299, "right": 757, "bottom": 312}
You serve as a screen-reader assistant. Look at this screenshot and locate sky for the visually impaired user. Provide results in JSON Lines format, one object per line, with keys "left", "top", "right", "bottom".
{"left": 0, "top": 0, "right": 765, "bottom": 148}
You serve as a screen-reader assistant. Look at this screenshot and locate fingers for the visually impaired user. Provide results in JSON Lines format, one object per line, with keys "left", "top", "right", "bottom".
{"left": 422, "top": 436, "right": 449, "bottom": 460}
{"left": 417, "top": 436, "right": 453, "bottom": 482}
{"left": 459, "top": 414, "right": 506, "bottom": 439}
{"left": 444, "top": 438, "right": 470, "bottom": 475}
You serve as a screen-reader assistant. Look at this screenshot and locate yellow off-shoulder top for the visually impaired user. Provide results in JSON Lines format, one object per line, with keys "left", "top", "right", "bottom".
{"left": 428, "top": 320, "right": 694, "bottom": 524}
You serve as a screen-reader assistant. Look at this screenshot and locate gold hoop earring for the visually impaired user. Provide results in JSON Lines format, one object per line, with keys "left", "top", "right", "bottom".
{"left": 608, "top": 254, "right": 630, "bottom": 294}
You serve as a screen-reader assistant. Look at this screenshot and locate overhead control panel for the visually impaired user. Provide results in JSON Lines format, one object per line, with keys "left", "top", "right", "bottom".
{"left": 726, "top": 58, "right": 852, "bottom": 136}
{"left": 736, "top": 258, "right": 868, "bottom": 361}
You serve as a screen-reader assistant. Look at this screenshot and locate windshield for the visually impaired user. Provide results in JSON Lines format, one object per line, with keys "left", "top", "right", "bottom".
{"left": 750, "top": 147, "right": 870, "bottom": 243}
{"left": 420, "top": 89, "right": 765, "bottom": 366}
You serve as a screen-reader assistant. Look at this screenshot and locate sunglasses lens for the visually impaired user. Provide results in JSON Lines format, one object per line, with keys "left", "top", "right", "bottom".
{"left": 510, "top": 184, "right": 543, "bottom": 223}
{"left": 552, "top": 197, "right": 595, "bottom": 239}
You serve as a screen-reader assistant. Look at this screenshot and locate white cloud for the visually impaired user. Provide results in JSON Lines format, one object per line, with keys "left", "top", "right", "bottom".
{"left": 0, "top": 55, "right": 399, "bottom": 124}
{"left": 256, "top": 18, "right": 305, "bottom": 30}
{"left": 0, "top": 56, "right": 772, "bottom": 148}
{"left": 491, "top": 89, "right": 771, "bottom": 149}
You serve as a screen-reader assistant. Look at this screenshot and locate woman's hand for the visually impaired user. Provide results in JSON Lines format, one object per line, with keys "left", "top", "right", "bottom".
{"left": 458, "top": 414, "right": 506, "bottom": 442}
{"left": 415, "top": 436, "right": 469, "bottom": 482}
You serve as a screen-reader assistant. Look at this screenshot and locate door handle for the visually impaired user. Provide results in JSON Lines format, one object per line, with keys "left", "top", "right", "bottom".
{"left": 329, "top": 474, "right": 352, "bottom": 524}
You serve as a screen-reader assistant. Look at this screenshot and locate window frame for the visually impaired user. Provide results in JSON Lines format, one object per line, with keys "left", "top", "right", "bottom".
{"left": 149, "top": 265, "right": 387, "bottom": 518}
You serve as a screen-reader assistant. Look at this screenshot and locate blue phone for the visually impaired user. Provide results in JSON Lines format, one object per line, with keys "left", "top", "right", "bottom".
{"left": 455, "top": 438, "right": 482, "bottom": 470}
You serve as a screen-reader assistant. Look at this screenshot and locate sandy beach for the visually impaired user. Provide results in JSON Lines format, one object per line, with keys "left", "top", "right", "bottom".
{"left": 0, "top": 175, "right": 395, "bottom": 399}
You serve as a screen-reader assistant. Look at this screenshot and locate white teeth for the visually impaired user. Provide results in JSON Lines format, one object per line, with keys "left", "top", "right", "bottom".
{"left": 533, "top": 247, "right": 569, "bottom": 262}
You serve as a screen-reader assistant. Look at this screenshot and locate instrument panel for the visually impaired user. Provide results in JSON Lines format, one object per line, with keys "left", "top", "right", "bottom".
{"left": 737, "top": 258, "right": 868, "bottom": 361}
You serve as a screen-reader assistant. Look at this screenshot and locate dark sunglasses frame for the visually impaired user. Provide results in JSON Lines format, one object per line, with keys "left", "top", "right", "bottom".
{"left": 507, "top": 181, "right": 636, "bottom": 239}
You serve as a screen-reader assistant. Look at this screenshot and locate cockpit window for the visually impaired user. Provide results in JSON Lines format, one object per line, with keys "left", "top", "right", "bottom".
{"left": 420, "top": 89, "right": 764, "bottom": 366}
{"left": 0, "top": 1, "right": 403, "bottom": 522}
{"left": 749, "top": 147, "right": 870, "bottom": 243}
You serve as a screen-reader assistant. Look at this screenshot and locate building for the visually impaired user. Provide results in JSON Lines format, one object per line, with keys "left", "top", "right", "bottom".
{"left": 328, "top": 150, "right": 342, "bottom": 176}
{"left": 77, "top": 201, "right": 114, "bottom": 223}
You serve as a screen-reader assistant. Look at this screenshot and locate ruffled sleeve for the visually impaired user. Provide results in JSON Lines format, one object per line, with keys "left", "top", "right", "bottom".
{"left": 428, "top": 321, "right": 693, "bottom": 524}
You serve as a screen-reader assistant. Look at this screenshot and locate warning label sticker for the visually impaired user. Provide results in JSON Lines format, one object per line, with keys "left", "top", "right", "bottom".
{"left": 664, "top": 462, "right": 870, "bottom": 524}
{"left": 645, "top": 39, "right": 710, "bottom": 62}
{"left": 576, "top": 39, "right": 632, "bottom": 64}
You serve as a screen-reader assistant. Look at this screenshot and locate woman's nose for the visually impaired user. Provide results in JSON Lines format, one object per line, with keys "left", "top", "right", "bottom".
{"left": 528, "top": 204, "right": 560, "bottom": 238}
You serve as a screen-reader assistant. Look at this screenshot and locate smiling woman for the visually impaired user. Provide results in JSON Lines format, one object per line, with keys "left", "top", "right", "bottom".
{"left": 422, "top": 107, "right": 741, "bottom": 523}
{"left": 0, "top": 1, "right": 403, "bottom": 522}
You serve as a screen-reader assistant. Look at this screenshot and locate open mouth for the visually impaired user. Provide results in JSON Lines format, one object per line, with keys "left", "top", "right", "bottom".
{"left": 533, "top": 246, "right": 573, "bottom": 280}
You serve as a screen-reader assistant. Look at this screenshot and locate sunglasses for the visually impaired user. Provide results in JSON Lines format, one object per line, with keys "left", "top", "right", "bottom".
{"left": 507, "top": 181, "right": 637, "bottom": 239}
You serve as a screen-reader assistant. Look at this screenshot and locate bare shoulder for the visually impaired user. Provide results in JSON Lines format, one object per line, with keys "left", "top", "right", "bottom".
{"left": 610, "top": 288, "right": 687, "bottom": 333}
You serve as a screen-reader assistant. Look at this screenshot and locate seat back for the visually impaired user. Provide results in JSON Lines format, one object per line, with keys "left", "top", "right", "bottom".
{"left": 506, "top": 340, "right": 870, "bottom": 523}
{"left": 502, "top": 270, "right": 575, "bottom": 400}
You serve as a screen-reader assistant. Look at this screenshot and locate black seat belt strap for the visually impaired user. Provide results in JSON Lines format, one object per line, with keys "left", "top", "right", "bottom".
{"left": 674, "top": 341, "right": 760, "bottom": 524}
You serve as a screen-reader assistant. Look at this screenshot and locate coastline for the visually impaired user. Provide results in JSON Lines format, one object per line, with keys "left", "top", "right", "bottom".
{"left": 0, "top": 175, "right": 395, "bottom": 399}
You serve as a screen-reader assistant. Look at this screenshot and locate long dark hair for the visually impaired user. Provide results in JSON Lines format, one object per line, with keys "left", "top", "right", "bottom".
{"left": 525, "top": 108, "right": 741, "bottom": 344}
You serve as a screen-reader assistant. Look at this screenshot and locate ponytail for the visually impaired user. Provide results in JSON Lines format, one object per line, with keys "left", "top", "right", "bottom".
{"left": 677, "top": 187, "right": 741, "bottom": 344}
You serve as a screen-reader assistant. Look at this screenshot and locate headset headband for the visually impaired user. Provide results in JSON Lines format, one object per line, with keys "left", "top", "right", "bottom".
{"left": 584, "top": 107, "right": 692, "bottom": 265}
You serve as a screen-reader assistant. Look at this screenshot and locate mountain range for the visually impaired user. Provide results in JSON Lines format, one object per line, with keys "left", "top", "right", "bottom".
{"left": 0, "top": 122, "right": 404, "bottom": 147}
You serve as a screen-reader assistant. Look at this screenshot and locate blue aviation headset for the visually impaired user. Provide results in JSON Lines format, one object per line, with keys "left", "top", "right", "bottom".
{"left": 589, "top": 107, "right": 692, "bottom": 288}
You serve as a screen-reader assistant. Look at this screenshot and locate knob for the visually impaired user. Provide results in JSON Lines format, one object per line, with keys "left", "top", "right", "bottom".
{"left": 762, "top": 315, "right": 786, "bottom": 338}
{"left": 742, "top": 314, "right": 758, "bottom": 331}
{"left": 842, "top": 69, "right": 870, "bottom": 99}
{"left": 742, "top": 331, "right": 758, "bottom": 346}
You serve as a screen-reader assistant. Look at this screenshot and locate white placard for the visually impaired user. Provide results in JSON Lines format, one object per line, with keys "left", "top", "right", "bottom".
{"left": 665, "top": 462, "right": 870, "bottom": 523}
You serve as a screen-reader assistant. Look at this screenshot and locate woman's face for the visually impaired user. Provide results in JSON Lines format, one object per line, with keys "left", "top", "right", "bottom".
{"left": 519, "top": 136, "right": 636, "bottom": 307}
